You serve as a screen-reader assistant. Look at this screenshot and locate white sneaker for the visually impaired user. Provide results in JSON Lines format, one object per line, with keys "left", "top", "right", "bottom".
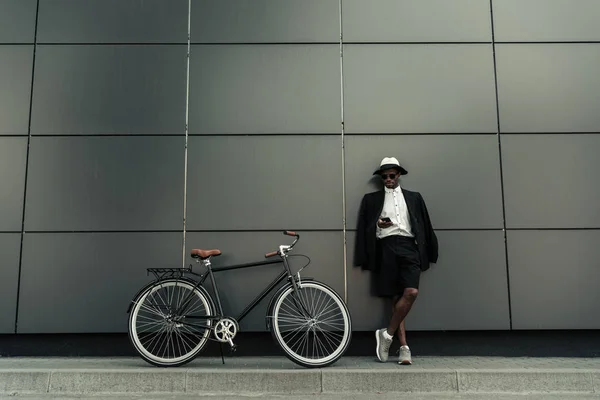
{"left": 398, "top": 345, "right": 412, "bottom": 365}
{"left": 375, "top": 328, "right": 392, "bottom": 362}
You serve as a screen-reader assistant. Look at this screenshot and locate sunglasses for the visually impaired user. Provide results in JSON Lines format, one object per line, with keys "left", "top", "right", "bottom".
{"left": 381, "top": 174, "right": 397, "bottom": 180}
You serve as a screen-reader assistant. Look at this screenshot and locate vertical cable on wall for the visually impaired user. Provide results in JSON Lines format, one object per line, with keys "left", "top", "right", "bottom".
{"left": 489, "top": 0, "right": 513, "bottom": 329}
{"left": 14, "top": 0, "right": 41, "bottom": 333}
{"left": 339, "top": 0, "right": 348, "bottom": 302}
{"left": 181, "top": 0, "right": 192, "bottom": 267}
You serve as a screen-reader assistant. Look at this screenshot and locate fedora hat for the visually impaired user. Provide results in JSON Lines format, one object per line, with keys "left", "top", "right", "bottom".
{"left": 373, "top": 157, "right": 408, "bottom": 176}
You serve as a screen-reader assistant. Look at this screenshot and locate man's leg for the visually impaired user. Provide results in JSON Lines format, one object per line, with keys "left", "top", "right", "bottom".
{"left": 386, "top": 295, "right": 405, "bottom": 344}
{"left": 388, "top": 295, "right": 408, "bottom": 344}
{"left": 375, "top": 296, "right": 396, "bottom": 362}
{"left": 377, "top": 290, "right": 418, "bottom": 363}
{"left": 387, "top": 288, "right": 418, "bottom": 365}
{"left": 386, "top": 288, "right": 418, "bottom": 338}
{"left": 398, "top": 320, "right": 407, "bottom": 347}
{"left": 375, "top": 239, "right": 419, "bottom": 363}
{"left": 377, "top": 238, "right": 421, "bottom": 364}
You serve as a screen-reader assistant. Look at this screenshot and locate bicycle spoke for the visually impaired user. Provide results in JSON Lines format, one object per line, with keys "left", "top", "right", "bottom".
{"left": 130, "top": 280, "right": 213, "bottom": 366}
{"left": 272, "top": 282, "right": 350, "bottom": 367}
{"left": 314, "top": 325, "right": 340, "bottom": 351}
{"left": 147, "top": 326, "right": 169, "bottom": 356}
{"left": 139, "top": 301, "right": 166, "bottom": 318}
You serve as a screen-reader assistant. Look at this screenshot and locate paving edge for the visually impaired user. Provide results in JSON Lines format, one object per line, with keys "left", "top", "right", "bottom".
{"left": 0, "top": 369, "right": 599, "bottom": 394}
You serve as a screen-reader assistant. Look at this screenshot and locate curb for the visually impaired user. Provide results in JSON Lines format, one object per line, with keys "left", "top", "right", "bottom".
{"left": 1, "top": 368, "right": 599, "bottom": 395}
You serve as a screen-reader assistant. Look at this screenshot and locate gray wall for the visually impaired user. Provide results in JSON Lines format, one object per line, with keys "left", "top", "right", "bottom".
{"left": 0, "top": 0, "right": 598, "bottom": 334}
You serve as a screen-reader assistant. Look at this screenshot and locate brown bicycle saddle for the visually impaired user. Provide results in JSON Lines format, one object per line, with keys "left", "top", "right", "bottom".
{"left": 190, "top": 249, "right": 222, "bottom": 260}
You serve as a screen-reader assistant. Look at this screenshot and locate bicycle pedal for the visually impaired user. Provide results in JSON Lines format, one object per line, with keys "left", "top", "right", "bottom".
{"left": 230, "top": 344, "right": 237, "bottom": 353}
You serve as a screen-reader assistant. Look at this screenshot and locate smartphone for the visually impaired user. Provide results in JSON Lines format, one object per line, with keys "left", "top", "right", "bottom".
{"left": 380, "top": 217, "right": 392, "bottom": 223}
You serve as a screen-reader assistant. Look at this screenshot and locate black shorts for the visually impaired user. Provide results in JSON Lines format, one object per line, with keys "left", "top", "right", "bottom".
{"left": 374, "top": 235, "right": 421, "bottom": 297}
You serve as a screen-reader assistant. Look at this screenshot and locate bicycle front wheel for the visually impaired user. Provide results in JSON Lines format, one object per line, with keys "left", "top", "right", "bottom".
{"left": 128, "top": 278, "right": 214, "bottom": 367}
{"left": 270, "top": 280, "right": 352, "bottom": 368}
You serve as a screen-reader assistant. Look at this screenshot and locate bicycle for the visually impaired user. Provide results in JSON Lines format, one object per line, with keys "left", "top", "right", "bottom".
{"left": 126, "top": 231, "right": 352, "bottom": 368}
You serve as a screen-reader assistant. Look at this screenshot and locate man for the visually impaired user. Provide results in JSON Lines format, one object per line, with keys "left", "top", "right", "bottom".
{"left": 354, "top": 157, "right": 438, "bottom": 365}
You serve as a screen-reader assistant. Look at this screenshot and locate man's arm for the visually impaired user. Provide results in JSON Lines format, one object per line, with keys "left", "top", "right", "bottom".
{"left": 354, "top": 195, "right": 368, "bottom": 267}
{"left": 419, "top": 193, "right": 438, "bottom": 263}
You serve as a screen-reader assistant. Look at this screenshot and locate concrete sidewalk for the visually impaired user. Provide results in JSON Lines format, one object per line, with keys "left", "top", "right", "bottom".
{"left": 0, "top": 356, "right": 599, "bottom": 396}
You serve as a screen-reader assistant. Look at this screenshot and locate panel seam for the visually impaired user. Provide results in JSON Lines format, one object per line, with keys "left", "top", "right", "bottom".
{"left": 339, "top": 0, "right": 348, "bottom": 303}
{"left": 34, "top": 40, "right": 600, "bottom": 45}
{"left": 181, "top": 0, "right": 192, "bottom": 268}
{"left": 16, "top": 228, "right": 600, "bottom": 234}
{"left": 14, "top": 0, "right": 41, "bottom": 334}
{"left": 21, "top": 132, "right": 600, "bottom": 137}
{"left": 489, "top": 0, "right": 513, "bottom": 330}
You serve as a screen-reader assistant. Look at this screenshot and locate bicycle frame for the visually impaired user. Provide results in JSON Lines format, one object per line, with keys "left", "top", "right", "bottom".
{"left": 179, "top": 257, "right": 289, "bottom": 325}
{"left": 165, "top": 233, "right": 307, "bottom": 329}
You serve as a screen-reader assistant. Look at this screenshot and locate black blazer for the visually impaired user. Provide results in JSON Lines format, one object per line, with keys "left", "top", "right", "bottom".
{"left": 354, "top": 188, "right": 438, "bottom": 272}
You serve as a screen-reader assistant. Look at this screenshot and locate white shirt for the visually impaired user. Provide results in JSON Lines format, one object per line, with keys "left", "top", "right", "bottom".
{"left": 376, "top": 186, "right": 414, "bottom": 239}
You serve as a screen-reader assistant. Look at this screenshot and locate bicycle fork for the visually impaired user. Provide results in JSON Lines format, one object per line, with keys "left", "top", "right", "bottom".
{"left": 281, "top": 252, "right": 314, "bottom": 320}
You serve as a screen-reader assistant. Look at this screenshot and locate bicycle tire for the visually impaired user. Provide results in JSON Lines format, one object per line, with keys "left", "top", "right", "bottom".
{"left": 128, "top": 278, "right": 215, "bottom": 367}
{"left": 270, "top": 280, "right": 352, "bottom": 368}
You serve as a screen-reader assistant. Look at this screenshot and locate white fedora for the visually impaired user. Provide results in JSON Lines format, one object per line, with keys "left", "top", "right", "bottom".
{"left": 372, "top": 157, "right": 408, "bottom": 176}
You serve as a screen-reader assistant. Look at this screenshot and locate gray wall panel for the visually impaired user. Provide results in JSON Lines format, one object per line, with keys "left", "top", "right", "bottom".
{"left": 502, "top": 134, "right": 600, "bottom": 229}
{"left": 493, "top": 0, "right": 600, "bottom": 42}
{"left": 24, "top": 137, "right": 185, "bottom": 232}
{"left": 0, "top": 0, "right": 36, "bottom": 43}
{"left": 0, "top": 45, "right": 33, "bottom": 134}
{"left": 189, "top": 45, "right": 340, "bottom": 134}
{"left": 187, "top": 136, "right": 342, "bottom": 230}
{"left": 342, "top": 0, "right": 491, "bottom": 42}
{"left": 17, "top": 232, "right": 182, "bottom": 333}
{"left": 37, "top": 0, "right": 188, "bottom": 43}
{"left": 345, "top": 135, "right": 503, "bottom": 230}
{"left": 0, "top": 234, "right": 20, "bottom": 333}
{"left": 185, "top": 231, "right": 344, "bottom": 331}
{"left": 496, "top": 44, "right": 600, "bottom": 133}
{"left": 347, "top": 230, "right": 509, "bottom": 330}
{"left": 0, "top": 137, "right": 27, "bottom": 231}
{"left": 0, "top": 0, "right": 596, "bottom": 336}
{"left": 507, "top": 230, "right": 600, "bottom": 329}
{"left": 343, "top": 44, "right": 498, "bottom": 133}
{"left": 31, "top": 45, "right": 187, "bottom": 135}
{"left": 191, "top": 0, "right": 339, "bottom": 43}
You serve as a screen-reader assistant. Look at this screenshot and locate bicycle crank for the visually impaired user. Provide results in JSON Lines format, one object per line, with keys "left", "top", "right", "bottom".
{"left": 214, "top": 317, "right": 239, "bottom": 349}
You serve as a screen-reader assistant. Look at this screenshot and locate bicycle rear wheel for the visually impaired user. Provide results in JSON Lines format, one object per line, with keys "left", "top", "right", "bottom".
{"left": 270, "top": 280, "right": 352, "bottom": 368}
{"left": 128, "top": 278, "right": 214, "bottom": 367}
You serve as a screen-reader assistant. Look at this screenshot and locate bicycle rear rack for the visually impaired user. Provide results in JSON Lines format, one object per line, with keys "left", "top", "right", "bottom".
{"left": 146, "top": 267, "right": 194, "bottom": 281}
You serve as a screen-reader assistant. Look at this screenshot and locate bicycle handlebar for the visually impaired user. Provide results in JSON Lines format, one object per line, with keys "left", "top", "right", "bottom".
{"left": 265, "top": 231, "right": 300, "bottom": 258}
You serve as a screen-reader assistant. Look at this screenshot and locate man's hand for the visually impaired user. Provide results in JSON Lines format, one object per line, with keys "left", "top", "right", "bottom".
{"left": 377, "top": 219, "right": 393, "bottom": 229}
